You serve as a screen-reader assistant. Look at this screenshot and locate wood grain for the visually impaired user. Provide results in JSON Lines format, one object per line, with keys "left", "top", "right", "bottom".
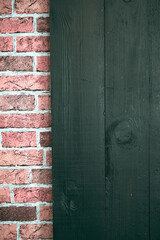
{"left": 50, "top": 0, "right": 106, "bottom": 239}
{"left": 150, "top": 1, "right": 160, "bottom": 239}
{"left": 105, "top": 0, "right": 150, "bottom": 239}
{"left": 51, "top": 0, "right": 160, "bottom": 238}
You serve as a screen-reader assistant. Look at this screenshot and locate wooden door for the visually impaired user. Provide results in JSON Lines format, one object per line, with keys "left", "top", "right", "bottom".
{"left": 50, "top": 0, "right": 160, "bottom": 239}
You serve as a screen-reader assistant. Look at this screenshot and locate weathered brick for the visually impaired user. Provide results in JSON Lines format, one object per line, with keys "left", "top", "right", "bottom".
{"left": 0, "top": 169, "right": 29, "bottom": 184}
{"left": 0, "top": 206, "right": 36, "bottom": 221}
{"left": 40, "top": 132, "right": 52, "bottom": 147}
{"left": 0, "top": 75, "right": 50, "bottom": 91}
{"left": 37, "top": 17, "right": 50, "bottom": 32}
{"left": 37, "top": 56, "right": 50, "bottom": 72}
{"left": 0, "top": 95, "right": 35, "bottom": 111}
{"left": 0, "top": 18, "right": 33, "bottom": 33}
{"left": 0, "top": 0, "right": 52, "bottom": 231}
{"left": 40, "top": 206, "right": 53, "bottom": 221}
{"left": 0, "top": 113, "right": 51, "bottom": 128}
{"left": 0, "top": 150, "right": 43, "bottom": 166}
{"left": 32, "top": 169, "right": 52, "bottom": 184}
{"left": 2, "top": 132, "right": 37, "bottom": 148}
{"left": 14, "top": 187, "right": 52, "bottom": 203}
{"left": 38, "top": 95, "right": 51, "bottom": 110}
{"left": 46, "top": 150, "right": 52, "bottom": 166}
{"left": 17, "top": 36, "right": 50, "bottom": 52}
{"left": 0, "top": 56, "right": 33, "bottom": 71}
{"left": 0, "top": 0, "right": 11, "bottom": 14}
{"left": 0, "top": 188, "right": 11, "bottom": 203}
{"left": 0, "top": 225, "right": 17, "bottom": 240}
{"left": 20, "top": 224, "right": 53, "bottom": 240}
{"left": 15, "top": 0, "right": 49, "bottom": 14}
{"left": 0, "top": 37, "right": 13, "bottom": 52}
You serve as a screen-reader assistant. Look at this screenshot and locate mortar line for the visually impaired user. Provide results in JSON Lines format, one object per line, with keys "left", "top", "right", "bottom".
{"left": 0, "top": 13, "right": 50, "bottom": 18}
{"left": 0, "top": 91, "right": 51, "bottom": 95}
{"left": 37, "top": 204, "right": 40, "bottom": 220}
{"left": 17, "top": 223, "right": 21, "bottom": 240}
{"left": 0, "top": 183, "right": 52, "bottom": 188}
{"left": 12, "top": 0, "right": 15, "bottom": 16}
{"left": 0, "top": 166, "right": 52, "bottom": 170}
{"left": 0, "top": 71, "right": 50, "bottom": 75}
{"left": 13, "top": 36, "right": 17, "bottom": 53}
{"left": 0, "top": 146, "right": 52, "bottom": 150}
{"left": 10, "top": 186, "right": 14, "bottom": 203}
{"left": 0, "top": 111, "right": 51, "bottom": 114}
{"left": 0, "top": 33, "right": 50, "bottom": 37}
{"left": 29, "top": 169, "right": 32, "bottom": 184}
{"left": 0, "top": 202, "right": 53, "bottom": 207}
{"left": 0, "top": 52, "right": 50, "bottom": 56}
{"left": 0, "top": 221, "right": 53, "bottom": 224}
{"left": 34, "top": 94, "right": 39, "bottom": 111}
{"left": 0, "top": 132, "right": 2, "bottom": 148}
{"left": 0, "top": 128, "right": 51, "bottom": 132}
{"left": 33, "top": 16, "right": 37, "bottom": 33}
{"left": 0, "top": 165, "right": 52, "bottom": 170}
{"left": 43, "top": 149, "right": 47, "bottom": 166}
{"left": 36, "top": 131, "right": 41, "bottom": 148}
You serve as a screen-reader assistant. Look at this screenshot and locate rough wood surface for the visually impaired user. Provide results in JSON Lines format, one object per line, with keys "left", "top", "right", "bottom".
{"left": 51, "top": 0, "right": 160, "bottom": 239}
{"left": 105, "top": 1, "right": 150, "bottom": 239}
{"left": 50, "top": 0, "right": 105, "bottom": 239}
{"left": 150, "top": 1, "right": 160, "bottom": 239}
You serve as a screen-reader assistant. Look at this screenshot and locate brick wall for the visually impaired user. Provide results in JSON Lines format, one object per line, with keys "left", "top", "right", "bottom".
{"left": 0, "top": 0, "right": 53, "bottom": 239}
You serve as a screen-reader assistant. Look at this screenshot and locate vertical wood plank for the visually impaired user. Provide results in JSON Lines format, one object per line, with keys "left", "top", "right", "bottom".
{"left": 105, "top": 1, "right": 150, "bottom": 239}
{"left": 50, "top": 0, "right": 106, "bottom": 239}
{"left": 150, "top": 1, "right": 160, "bottom": 239}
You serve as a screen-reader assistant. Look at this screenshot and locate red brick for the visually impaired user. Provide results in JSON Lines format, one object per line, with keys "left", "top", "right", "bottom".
{"left": 38, "top": 95, "right": 51, "bottom": 110}
{"left": 46, "top": 150, "right": 52, "bottom": 166}
{"left": 40, "top": 206, "right": 53, "bottom": 221}
{"left": 37, "top": 56, "right": 50, "bottom": 72}
{"left": 37, "top": 17, "right": 50, "bottom": 32}
{"left": 0, "top": 18, "right": 33, "bottom": 33}
{"left": 17, "top": 36, "right": 50, "bottom": 52}
{"left": 0, "top": 169, "right": 29, "bottom": 184}
{"left": 0, "top": 0, "right": 12, "bottom": 14}
{"left": 0, "top": 150, "right": 43, "bottom": 166}
{"left": 0, "top": 37, "right": 13, "bottom": 52}
{"left": 0, "top": 75, "right": 50, "bottom": 91}
{"left": 40, "top": 132, "right": 52, "bottom": 147}
{"left": 32, "top": 169, "right": 52, "bottom": 184}
{"left": 0, "top": 188, "right": 11, "bottom": 203}
{"left": 15, "top": 0, "right": 49, "bottom": 14}
{"left": 0, "top": 56, "right": 33, "bottom": 71}
{"left": 0, "top": 95, "right": 35, "bottom": 111}
{"left": 0, "top": 113, "right": 51, "bottom": 128}
{"left": 2, "top": 132, "right": 37, "bottom": 148}
{"left": 20, "top": 224, "right": 53, "bottom": 240}
{"left": 14, "top": 187, "right": 52, "bottom": 203}
{"left": 0, "top": 206, "right": 36, "bottom": 221}
{"left": 0, "top": 225, "right": 17, "bottom": 240}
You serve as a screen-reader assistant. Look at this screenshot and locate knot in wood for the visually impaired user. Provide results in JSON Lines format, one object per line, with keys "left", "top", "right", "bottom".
{"left": 61, "top": 180, "right": 80, "bottom": 215}
{"left": 114, "top": 120, "right": 133, "bottom": 145}
{"left": 123, "top": 0, "right": 131, "bottom": 3}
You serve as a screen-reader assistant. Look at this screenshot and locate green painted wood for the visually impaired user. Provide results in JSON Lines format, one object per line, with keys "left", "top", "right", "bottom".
{"left": 150, "top": 1, "right": 160, "bottom": 239}
{"left": 50, "top": 0, "right": 106, "bottom": 239}
{"left": 50, "top": 0, "right": 160, "bottom": 239}
{"left": 105, "top": 1, "right": 150, "bottom": 239}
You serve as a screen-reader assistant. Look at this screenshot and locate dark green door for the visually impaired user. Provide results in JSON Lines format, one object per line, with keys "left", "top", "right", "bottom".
{"left": 50, "top": 0, "right": 160, "bottom": 239}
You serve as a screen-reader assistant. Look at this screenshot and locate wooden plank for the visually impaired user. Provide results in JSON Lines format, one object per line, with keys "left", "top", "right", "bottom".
{"left": 150, "top": 1, "right": 160, "bottom": 239}
{"left": 50, "top": 0, "right": 106, "bottom": 239}
{"left": 105, "top": 1, "right": 150, "bottom": 239}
